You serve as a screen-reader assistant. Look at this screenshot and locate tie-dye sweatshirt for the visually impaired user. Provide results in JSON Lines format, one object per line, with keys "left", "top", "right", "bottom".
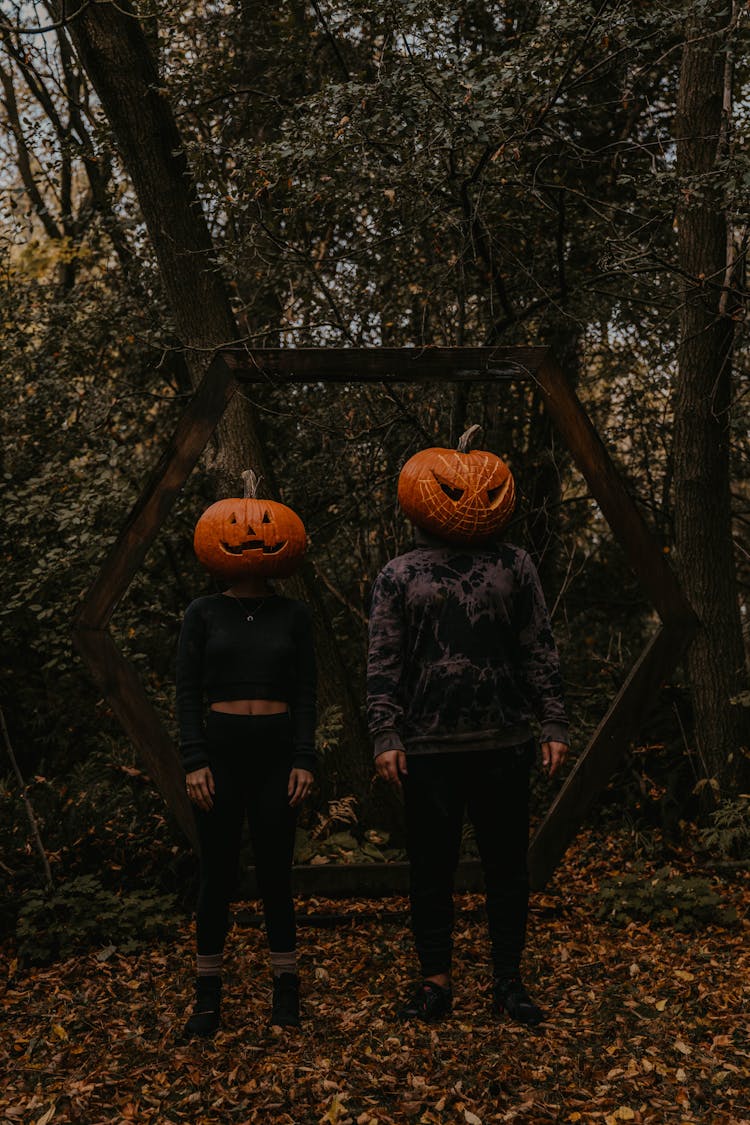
{"left": 366, "top": 536, "right": 569, "bottom": 757}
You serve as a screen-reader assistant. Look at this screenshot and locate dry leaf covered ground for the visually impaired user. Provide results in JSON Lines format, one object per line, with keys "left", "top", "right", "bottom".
{"left": 2, "top": 830, "right": 748, "bottom": 1125}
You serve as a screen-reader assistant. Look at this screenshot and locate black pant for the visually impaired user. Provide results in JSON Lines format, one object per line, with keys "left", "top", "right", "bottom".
{"left": 194, "top": 710, "right": 297, "bottom": 956}
{"left": 403, "top": 742, "right": 534, "bottom": 979}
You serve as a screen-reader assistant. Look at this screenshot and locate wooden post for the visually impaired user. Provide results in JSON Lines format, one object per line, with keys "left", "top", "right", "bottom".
{"left": 528, "top": 624, "right": 696, "bottom": 888}
{"left": 72, "top": 354, "right": 236, "bottom": 845}
{"left": 73, "top": 346, "right": 697, "bottom": 882}
{"left": 527, "top": 355, "right": 699, "bottom": 886}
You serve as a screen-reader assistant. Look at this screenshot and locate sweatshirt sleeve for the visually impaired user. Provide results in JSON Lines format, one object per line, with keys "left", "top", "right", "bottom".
{"left": 291, "top": 603, "right": 318, "bottom": 773}
{"left": 366, "top": 566, "right": 407, "bottom": 758}
{"left": 515, "top": 552, "right": 570, "bottom": 746}
{"left": 175, "top": 600, "right": 210, "bottom": 773}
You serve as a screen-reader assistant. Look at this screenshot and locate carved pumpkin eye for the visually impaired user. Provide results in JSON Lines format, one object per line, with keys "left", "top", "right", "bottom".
{"left": 487, "top": 486, "right": 503, "bottom": 506}
{"left": 228, "top": 513, "right": 237, "bottom": 524}
{"left": 262, "top": 511, "right": 271, "bottom": 523}
{"left": 440, "top": 483, "right": 464, "bottom": 501}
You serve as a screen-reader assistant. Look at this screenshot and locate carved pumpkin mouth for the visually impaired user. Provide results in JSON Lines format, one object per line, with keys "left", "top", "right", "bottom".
{"left": 193, "top": 483, "right": 306, "bottom": 580}
{"left": 220, "top": 539, "right": 287, "bottom": 555}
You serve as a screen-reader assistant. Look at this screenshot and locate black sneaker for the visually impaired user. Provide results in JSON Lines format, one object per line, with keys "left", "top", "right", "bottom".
{"left": 398, "top": 980, "right": 453, "bottom": 1023}
{"left": 185, "top": 975, "right": 222, "bottom": 1038}
{"left": 492, "top": 977, "right": 543, "bottom": 1027}
{"left": 271, "top": 972, "right": 300, "bottom": 1027}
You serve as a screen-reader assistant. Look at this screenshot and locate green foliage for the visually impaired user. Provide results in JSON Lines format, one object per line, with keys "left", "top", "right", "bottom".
{"left": 594, "top": 865, "right": 738, "bottom": 932}
{"left": 1, "top": 0, "right": 748, "bottom": 871}
{"left": 16, "top": 875, "right": 178, "bottom": 965}
{"left": 0, "top": 743, "right": 193, "bottom": 945}
{"left": 701, "top": 797, "right": 750, "bottom": 860}
{"left": 294, "top": 824, "right": 406, "bottom": 865}
{"left": 315, "top": 705, "right": 345, "bottom": 762}
{"left": 293, "top": 789, "right": 406, "bottom": 864}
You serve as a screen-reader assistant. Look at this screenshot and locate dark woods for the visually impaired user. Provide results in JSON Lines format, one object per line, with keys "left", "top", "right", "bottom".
{"left": 1, "top": 0, "right": 748, "bottom": 957}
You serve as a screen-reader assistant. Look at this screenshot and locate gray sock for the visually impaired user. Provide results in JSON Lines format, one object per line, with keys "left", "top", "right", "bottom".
{"left": 270, "top": 950, "right": 297, "bottom": 978}
{"left": 197, "top": 953, "right": 223, "bottom": 978}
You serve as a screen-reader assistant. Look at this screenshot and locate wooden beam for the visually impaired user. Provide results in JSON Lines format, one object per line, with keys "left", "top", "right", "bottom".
{"left": 75, "top": 354, "right": 237, "bottom": 630}
{"left": 527, "top": 353, "right": 699, "bottom": 886}
{"left": 222, "top": 345, "right": 549, "bottom": 383}
{"left": 72, "top": 343, "right": 699, "bottom": 881}
{"left": 535, "top": 355, "right": 697, "bottom": 627}
{"left": 73, "top": 627, "right": 198, "bottom": 849}
{"left": 72, "top": 354, "right": 235, "bottom": 846}
{"left": 528, "top": 621, "right": 697, "bottom": 889}
{"left": 233, "top": 859, "right": 486, "bottom": 898}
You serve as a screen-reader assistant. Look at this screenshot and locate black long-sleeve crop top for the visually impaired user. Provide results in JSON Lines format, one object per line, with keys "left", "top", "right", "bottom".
{"left": 176, "top": 592, "right": 317, "bottom": 774}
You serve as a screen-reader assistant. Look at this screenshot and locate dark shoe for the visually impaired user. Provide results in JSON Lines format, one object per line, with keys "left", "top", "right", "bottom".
{"left": 185, "top": 975, "right": 222, "bottom": 1038}
{"left": 492, "top": 976, "right": 543, "bottom": 1027}
{"left": 271, "top": 972, "right": 300, "bottom": 1027}
{"left": 398, "top": 980, "right": 452, "bottom": 1023}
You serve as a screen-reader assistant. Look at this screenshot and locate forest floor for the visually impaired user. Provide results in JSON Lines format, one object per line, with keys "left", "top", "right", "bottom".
{"left": 2, "top": 828, "right": 749, "bottom": 1125}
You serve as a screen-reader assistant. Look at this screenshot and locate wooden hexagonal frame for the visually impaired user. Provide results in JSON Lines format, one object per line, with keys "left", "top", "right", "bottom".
{"left": 72, "top": 347, "right": 698, "bottom": 888}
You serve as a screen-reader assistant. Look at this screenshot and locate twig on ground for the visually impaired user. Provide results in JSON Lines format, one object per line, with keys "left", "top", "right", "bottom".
{"left": 0, "top": 705, "right": 53, "bottom": 890}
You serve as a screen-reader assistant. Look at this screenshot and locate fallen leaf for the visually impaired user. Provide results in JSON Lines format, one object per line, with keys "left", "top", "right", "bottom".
{"left": 323, "top": 1093, "right": 344, "bottom": 1123}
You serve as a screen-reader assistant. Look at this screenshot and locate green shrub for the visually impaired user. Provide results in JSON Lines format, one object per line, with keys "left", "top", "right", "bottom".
{"left": 16, "top": 874, "right": 178, "bottom": 964}
{"left": 594, "top": 865, "right": 738, "bottom": 932}
{"left": 0, "top": 741, "right": 194, "bottom": 945}
{"left": 701, "top": 797, "right": 750, "bottom": 860}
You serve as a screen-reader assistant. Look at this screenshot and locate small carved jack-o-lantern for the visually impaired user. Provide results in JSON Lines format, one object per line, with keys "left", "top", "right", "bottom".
{"left": 193, "top": 470, "right": 306, "bottom": 580}
{"left": 398, "top": 425, "right": 516, "bottom": 544}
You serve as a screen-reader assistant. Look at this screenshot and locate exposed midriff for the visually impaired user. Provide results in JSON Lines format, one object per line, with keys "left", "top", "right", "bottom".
{"left": 210, "top": 699, "right": 288, "bottom": 715}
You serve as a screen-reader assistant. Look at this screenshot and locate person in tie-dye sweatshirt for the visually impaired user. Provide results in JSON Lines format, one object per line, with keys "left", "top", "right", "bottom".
{"left": 367, "top": 525, "right": 569, "bottom": 1026}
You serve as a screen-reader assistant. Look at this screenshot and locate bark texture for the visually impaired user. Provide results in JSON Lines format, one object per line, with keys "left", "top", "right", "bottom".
{"left": 673, "top": 1, "right": 749, "bottom": 793}
{"left": 52, "top": 0, "right": 374, "bottom": 816}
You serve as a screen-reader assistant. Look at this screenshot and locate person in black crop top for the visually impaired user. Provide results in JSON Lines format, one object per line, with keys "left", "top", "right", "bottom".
{"left": 177, "top": 567, "right": 317, "bottom": 1036}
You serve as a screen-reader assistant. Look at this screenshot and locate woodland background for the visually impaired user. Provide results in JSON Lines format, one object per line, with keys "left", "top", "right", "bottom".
{"left": 2, "top": 2, "right": 750, "bottom": 1121}
{"left": 1, "top": 0, "right": 750, "bottom": 1017}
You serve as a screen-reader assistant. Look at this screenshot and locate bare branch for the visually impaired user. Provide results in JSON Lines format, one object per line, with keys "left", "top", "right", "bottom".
{"left": 0, "top": 706, "right": 53, "bottom": 891}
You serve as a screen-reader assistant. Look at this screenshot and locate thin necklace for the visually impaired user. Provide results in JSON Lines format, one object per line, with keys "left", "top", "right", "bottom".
{"left": 227, "top": 590, "right": 271, "bottom": 622}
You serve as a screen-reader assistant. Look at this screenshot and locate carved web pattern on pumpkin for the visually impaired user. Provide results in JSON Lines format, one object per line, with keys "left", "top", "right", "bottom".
{"left": 407, "top": 450, "right": 516, "bottom": 540}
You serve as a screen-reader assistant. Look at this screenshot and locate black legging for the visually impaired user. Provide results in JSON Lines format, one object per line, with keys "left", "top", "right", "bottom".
{"left": 195, "top": 710, "right": 297, "bottom": 956}
{"left": 403, "top": 741, "right": 535, "bottom": 979}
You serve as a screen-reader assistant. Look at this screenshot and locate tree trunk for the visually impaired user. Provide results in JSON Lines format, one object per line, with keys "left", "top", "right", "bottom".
{"left": 672, "top": 0, "right": 749, "bottom": 795}
{"left": 51, "top": 0, "right": 375, "bottom": 818}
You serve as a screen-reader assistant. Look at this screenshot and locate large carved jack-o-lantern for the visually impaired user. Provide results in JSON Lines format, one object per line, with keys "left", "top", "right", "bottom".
{"left": 193, "top": 469, "right": 306, "bottom": 580}
{"left": 398, "top": 425, "right": 516, "bottom": 544}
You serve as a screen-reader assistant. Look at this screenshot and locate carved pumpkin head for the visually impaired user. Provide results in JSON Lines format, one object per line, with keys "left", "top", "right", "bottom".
{"left": 398, "top": 426, "right": 515, "bottom": 545}
{"left": 193, "top": 470, "right": 306, "bottom": 580}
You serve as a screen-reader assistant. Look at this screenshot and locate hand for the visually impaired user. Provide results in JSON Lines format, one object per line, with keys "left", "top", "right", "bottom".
{"left": 288, "top": 768, "right": 314, "bottom": 807}
{"left": 376, "top": 749, "right": 408, "bottom": 790}
{"left": 186, "top": 766, "right": 215, "bottom": 811}
{"left": 541, "top": 740, "right": 569, "bottom": 777}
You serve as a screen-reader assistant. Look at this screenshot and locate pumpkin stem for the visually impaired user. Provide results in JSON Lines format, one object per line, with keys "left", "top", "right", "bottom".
{"left": 457, "top": 424, "right": 481, "bottom": 453}
{"left": 242, "top": 469, "right": 262, "bottom": 498}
